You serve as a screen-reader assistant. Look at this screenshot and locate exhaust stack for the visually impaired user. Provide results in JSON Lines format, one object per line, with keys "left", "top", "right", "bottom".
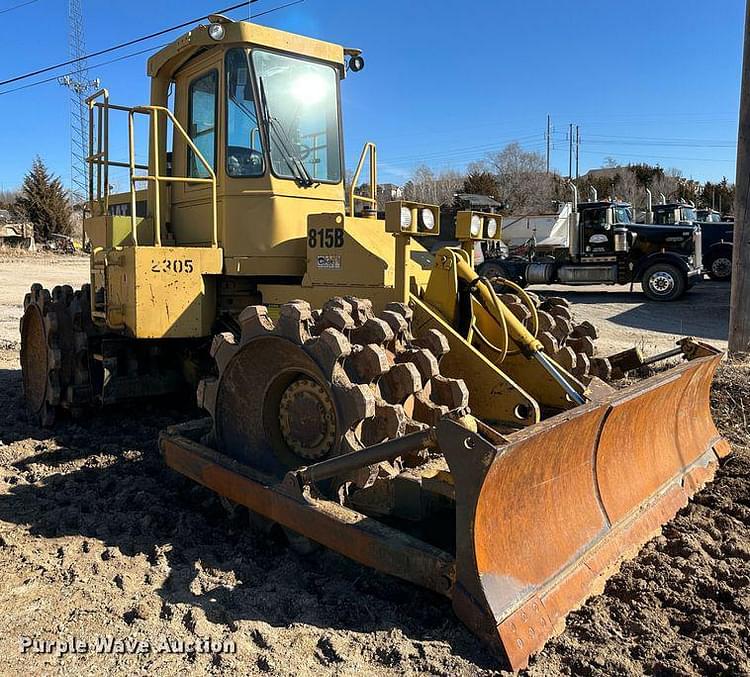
{"left": 568, "top": 181, "right": 579, "bottom": 258}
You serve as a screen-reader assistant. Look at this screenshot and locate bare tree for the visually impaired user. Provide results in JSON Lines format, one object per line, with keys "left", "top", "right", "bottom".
{"left": 486, "top": 143, "right": 557, "bottom": 214}
{"left": 402, "top": 165, "right": 464, "bottom": 207}
{"left": 0, "top": 188, "right": 21, "bottom": 213}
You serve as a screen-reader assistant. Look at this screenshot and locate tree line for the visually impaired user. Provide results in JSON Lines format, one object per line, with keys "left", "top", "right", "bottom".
{"left": 5, "top": 147, "right": 736, "bottom": 243}
{"left": 373, "top": 143, "right": 736, "bottom": 218}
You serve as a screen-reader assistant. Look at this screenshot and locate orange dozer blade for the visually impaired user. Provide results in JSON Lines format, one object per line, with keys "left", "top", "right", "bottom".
{"left": 441, "top": 350, "right": 729, "bottom": 671}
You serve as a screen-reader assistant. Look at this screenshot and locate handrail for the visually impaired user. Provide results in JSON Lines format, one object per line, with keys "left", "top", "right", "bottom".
{"left": 128, "top": 105, "right": 218, "bottom": 248}
{"left": 85, "top": 93, "right": 218, "bottom": 249}
{"left": 349, "top": 141, "right": 377, "bottom": 217}
{"left": 86, "top": 88, "right": 111, "bottom": 215}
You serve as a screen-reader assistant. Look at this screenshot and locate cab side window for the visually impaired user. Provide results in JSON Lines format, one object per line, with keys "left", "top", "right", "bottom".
{"left": 187, "top": 70, "right": 218, "bottom": 178}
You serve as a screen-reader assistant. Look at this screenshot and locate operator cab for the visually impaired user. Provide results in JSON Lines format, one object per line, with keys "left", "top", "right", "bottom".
{"left": 129, "top": 19, "right": 356, "bottom": 276}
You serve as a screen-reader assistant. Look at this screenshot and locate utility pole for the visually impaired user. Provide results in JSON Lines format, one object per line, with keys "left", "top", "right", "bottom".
{"left": 545, "top": 114, "right": 551, "bottom": 174}
{"left": 568, "top": 123, "right": 573, "bottom": 180}
{"left": 575, "top": 125, "right": 580, "bottom": 180}
{"left": 59, "top": 0, "right": 100, "bottom": 208}
{"left": 729, "top": 0, "right": 750, "bottom": 355}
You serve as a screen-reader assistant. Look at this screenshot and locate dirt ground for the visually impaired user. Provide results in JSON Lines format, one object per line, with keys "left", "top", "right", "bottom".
{"left": 528, "top": 280, "right": 730, "bottom": 356}
{"left": 0, "top": 255, "right": 747, "bottom": 676}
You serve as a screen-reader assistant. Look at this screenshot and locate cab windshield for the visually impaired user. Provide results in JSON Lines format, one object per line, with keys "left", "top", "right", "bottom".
{"left": 680, "top": 207, "right": 697, "bottom": 222}
{"left": 654, "top": 209, "right": 677, "bottom": 225}
{"left": 252, "top": 49, "right": 342, "bottom": 184}
{"left": 612, "top": 206, "right": 631, "bottom": 224}
{"left": 580, "top": 207, "right": 608, "bottom": 228}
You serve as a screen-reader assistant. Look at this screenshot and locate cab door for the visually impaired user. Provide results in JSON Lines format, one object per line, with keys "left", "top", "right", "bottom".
{"left": 580, "top": 207, "right": 614, "bottom": 258}
{"left": 170, "top": 51, "right": 224, "bottom": 245}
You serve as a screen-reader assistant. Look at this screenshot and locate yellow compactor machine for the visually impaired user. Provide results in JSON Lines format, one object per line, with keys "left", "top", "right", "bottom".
{"left": 20, "top": 16, "right": 730, "bottom": 670}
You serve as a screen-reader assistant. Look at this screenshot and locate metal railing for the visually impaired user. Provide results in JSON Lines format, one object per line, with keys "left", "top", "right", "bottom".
{"left": 349, "top": 141, "right": 377, "bottom": 217}
{"left": 86, "top": 89, "right": 218, "bottom": 247}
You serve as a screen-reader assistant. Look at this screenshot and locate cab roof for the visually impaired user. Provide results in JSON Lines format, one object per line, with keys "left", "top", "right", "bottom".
{"left": 579, "top": 200, "right": 631, "bottom": 209}
{"left": 653, "top": 202, "right": 694, "bottom": 210}
{"left": 147, "top": 19, "right": 346, "bottom": 80}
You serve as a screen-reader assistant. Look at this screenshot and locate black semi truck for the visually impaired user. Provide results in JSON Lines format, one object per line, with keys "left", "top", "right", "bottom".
{"left": 477, "top": 189, "right": 702, "bottom": 302}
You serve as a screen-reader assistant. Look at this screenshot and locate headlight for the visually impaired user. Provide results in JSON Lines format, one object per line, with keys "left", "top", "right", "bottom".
{"left": 486, "top": 218, "right": 498, "bottom": 238}
{"left": 400, "top": 206, "right": 412, "bottom": 230}
{"left": 421, "top": 208, "right": 435, "bottom": 231}
{"left": 470, "top": 214, "right": 482, "bottom": 237}
{"left": 208, "top": 23, "right": 225, "bottom": 40}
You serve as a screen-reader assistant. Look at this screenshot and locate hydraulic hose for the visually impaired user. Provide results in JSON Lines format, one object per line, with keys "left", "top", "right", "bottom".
{"left": 454, "top": 257, "right": 586, "bottom": 406}
{"left": 455, "top": 257, "right": 543, "bottom": 355}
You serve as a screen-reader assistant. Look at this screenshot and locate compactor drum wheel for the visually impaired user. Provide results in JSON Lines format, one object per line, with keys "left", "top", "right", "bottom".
{"left": 198, "top": 297, "right": 469, "bottom": 489}
{"left": 20, "top": 283, "right": 93, "bottom": 425}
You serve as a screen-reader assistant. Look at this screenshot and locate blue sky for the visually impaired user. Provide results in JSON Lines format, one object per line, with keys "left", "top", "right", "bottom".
{"left": 0, "top": 0, "right": 744, "bottom": 191}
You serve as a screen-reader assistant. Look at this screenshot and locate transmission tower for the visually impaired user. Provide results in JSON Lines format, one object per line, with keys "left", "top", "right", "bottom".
{"left": 59, "top": 0, "right": 99, "bottom": 206}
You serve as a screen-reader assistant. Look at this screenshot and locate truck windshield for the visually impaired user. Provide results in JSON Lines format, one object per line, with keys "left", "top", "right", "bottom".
{"left": 252, "top": 49, "right": 342, "bottom": 184}
{"left": 580, "top": 207, "right": 608, "bottom": 228}
{"left": 654, "top": 209, "right": 677, "bottom": 225}
{"left": 680, "top": 207, "right": 697, "bottom": 222}
{"left": 612, "top": 206, "right": 631, "bottom": 224}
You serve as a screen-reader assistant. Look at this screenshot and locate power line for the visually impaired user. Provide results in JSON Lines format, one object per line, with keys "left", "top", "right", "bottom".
{"left": 0, "top": 0, "right": 39, "bottom": 15}
{"left": 0, "top": 0, "right": 306, "bottom": 97}
{"left": 582, "top": 139, "right": 735, "bottom": 150}
{"left": 0, "top": 0, "right": 260, "bottom": 88}
{"left": 584, "top": 132, "right": 735, "bottom": 143}
{"left": 380, "top": 137, "right": 547, "bottom": 170}
{"left": 0, "top": 44, "right": 163, "bottom": 96}
{"left": 579, "top": 149, "right": 734, "bottom": 163}
{"left": 253, "top": 0, "right": 305, "bottom": 18}
{"left": 549, "top": 129, "right": 735, "bottom": 149}
{"left": 383, "top": 133, "right": 541, "bottom": 160}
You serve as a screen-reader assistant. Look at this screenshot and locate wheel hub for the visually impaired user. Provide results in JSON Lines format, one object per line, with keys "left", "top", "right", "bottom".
{"left": 649, "top": 271, "right": 675, "bottom": 295}
{"left": 712, "top": 257, "right": 732, "bottom": 279}
{"left": 279, "top": 377, "right": 336, "bottom": 460}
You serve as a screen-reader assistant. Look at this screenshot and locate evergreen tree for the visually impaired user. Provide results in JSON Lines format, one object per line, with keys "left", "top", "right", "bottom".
{"left": 15, "top": 157, "right": 72, "bottom": 239}
{"left": 461, "top": 171, "right": 499, "bottom": 198}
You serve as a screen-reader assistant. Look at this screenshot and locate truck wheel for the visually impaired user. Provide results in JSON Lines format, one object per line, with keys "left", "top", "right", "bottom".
{"left": 477, "top": 261, "right": 527, "bottom": 288}
{"left": 642, "top": 263, "right": 686, "bottom": 302}
{"left": 706, "top": 252, "right": 732, "bottom": 281}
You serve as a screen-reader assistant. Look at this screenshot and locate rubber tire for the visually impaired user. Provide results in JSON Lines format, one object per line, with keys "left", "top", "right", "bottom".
{"left": 641, "top": 263, "right": 687, "bottom": 302}
{"left": 705, "top": 251, "right": 732, "bottom": 281}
